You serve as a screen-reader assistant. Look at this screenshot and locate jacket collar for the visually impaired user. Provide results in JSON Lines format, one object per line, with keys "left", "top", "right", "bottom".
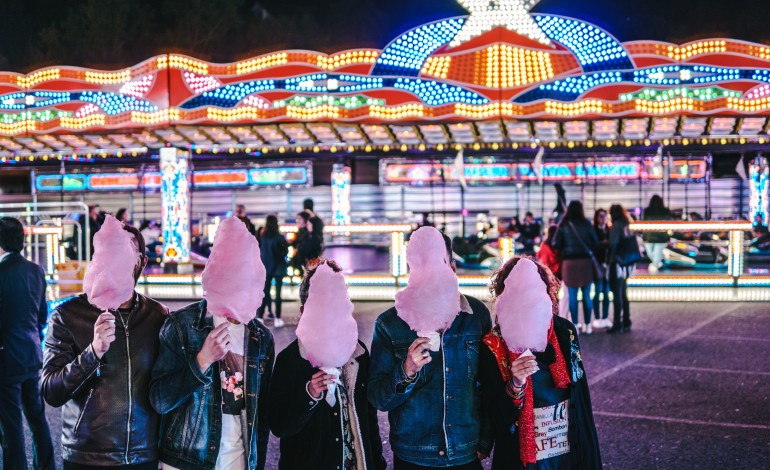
{"left": 0, "top": 251, "right": 20, "bottom": 264}
{"left": 459, "top": 294, "right": 473, "bottom": 314}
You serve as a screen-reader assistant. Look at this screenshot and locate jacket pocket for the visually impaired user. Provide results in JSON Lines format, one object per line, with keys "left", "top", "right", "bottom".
{"left": 74, "top": 388, "right": 94, "bottom": 436}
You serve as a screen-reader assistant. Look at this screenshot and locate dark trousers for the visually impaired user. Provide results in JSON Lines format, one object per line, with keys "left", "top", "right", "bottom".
{"left": 64, "top": 461, "right": 158, "bottom": 470}
{"left": 393, "top": 456, "right": 483, "bottom": 470}
{"left": 258, "top": 275, "right": 284, "bottom": 319}
{"left": 593, "top": 276, "right": 610, "bottom": 320}
{"left": 610, "top": 264, "right": 631, "bottom": 327}
{"left": 0, "top": 373, "right": 54, "bottom": 470}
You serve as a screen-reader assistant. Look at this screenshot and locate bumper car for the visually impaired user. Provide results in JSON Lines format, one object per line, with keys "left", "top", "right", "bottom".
{"left": 662, "top": 239, "right": 728, "bottom": 270}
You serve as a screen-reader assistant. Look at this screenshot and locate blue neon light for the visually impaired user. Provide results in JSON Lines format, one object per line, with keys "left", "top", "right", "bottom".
{"left": 180, "top": 80, "right": 277, "bottom": 109}
{"left": 372, "top": 18, "right": 465, "bottom": 77}
{"left": 393, "top": 78, "right": 488, "bottom": 105}
{"left": 535, "top": 15, "right": 633, "bottom": 72}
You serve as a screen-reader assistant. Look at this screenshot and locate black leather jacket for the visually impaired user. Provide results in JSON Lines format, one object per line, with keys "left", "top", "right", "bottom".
{"left": 42, "top": 293, "right": 167, "bottom": 466}
{"left": 553, "top": 219, "right": 600, "bottom": 260}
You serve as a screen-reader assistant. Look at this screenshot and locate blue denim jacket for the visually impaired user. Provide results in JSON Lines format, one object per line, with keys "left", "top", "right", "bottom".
{"left": 150, "top": 300, "right": 274, "bottom": 470}
{"left": 368, "top": 295, "right": 493, "bottom": 467}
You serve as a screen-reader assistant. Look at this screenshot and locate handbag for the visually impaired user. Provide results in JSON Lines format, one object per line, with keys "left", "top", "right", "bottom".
{"left": 615, "top": 228, "right": 644, "bottom": 267}
{"left": 567, "top": 222, "right": 605, "bottom": 280}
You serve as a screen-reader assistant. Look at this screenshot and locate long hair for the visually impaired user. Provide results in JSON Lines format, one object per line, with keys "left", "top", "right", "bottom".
{"left": 544, "top": 225, "right": 558, "bottom": 246}
{"left": 609, "top": 204, "right": 633, "bottom": 224}
{"left": 646, "top": 194, "right": 666, "bottom": 212}
{"left": 262, "top": 214, "right": 280, "bottom": 238}
{"left": 593, "top": 208, "right": 607, "bottom": 227}
{"left": 562, "top": 200, "right": 586, "bottom": 224}
{"left": 490, "top": 255, "right": 560, "bottom": 316}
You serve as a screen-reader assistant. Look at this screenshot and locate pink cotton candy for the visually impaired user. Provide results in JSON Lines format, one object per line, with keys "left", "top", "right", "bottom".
{"left": 201, "top": 217, "right": 266, "bottom": 323}
{"left": 495, "top": 258, "right": 553, "bottom": 353}
{"left": 395, "top": 227, "right": 460, "bottom": 334}
{"left": 83, "top": 215, "right": 139, "bottom": 311}
{"left": 296, "top": 263, "right": 358, "bottom": 369}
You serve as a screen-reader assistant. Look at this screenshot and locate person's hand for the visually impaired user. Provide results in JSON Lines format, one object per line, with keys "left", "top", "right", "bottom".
{"left": 403, "top": 337, "right": 432, "bottom": 378}
{"left": 91, "top": 312, "right": 116, "bottom": 359}
{"left": 307, "top": 370, "right": 336, "bottom": 399}
{"left": 196, "top": 323, "right": 231, "bottom": 373}
{"left": 509, "top": 354, "right": 539, "bottom": 388}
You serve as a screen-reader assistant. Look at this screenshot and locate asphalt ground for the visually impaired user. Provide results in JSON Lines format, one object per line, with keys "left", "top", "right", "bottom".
{"left": 9, "top": 300, "right": 770, "bottom": 469}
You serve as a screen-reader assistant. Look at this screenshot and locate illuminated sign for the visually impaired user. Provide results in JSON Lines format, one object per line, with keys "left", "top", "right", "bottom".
{"left": 160, "top": 148, "right": 191, "bottom": 264}
{"left": 193, "top": 169, "right": 250, "bottom": 187}
{"left": 35, "top": 174, "right": 87, "bottom": 191}
{"left": 248, "top": 166, "right": 310, "bottom": 186}
{"left": 749, "top": 156, "right": 769, "bottom": 227}
{"left": 331, "top": 164, "right": 351, "bottom": 225}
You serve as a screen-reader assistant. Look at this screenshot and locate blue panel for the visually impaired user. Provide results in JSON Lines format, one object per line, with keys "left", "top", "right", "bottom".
{"left": 75, "top": 91, "right": 157, "bottom": 114}
{"left": 371, "top": 17, "right": 466, "bottom": 77}
{"left": 390, "top": 78, "right": 488, "bottom": 105}
{"left": 535, "top": 15, "right": 634, "bottom": 72}
{"left": 180, "top": 80, "right": 277, "bottom": 109}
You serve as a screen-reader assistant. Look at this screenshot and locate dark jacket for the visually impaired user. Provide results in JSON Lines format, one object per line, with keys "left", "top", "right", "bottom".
{"left": 479, "top": 316, "right": 602, "bottom": 470}
{"left": 594, "top": 225, "right": 611, "bottom": 265}
{"left": 239, "top": 216, "right": 258, "bottom": 237}
{"left": 553, "top": 219, "right": 599, "bottom": 260}
{"left": 642, "top": 207, "right": 673, "bottom": 243}
{"left": 608, "top": 219, "right": 631, "bottom": 265}
{"left": 150, "top": 300, "right": 274, "bottom": 470}
{"left": 42, "top": 293, "right": 168, "bottom": 466}
{"left": 368, "top": 295, "right": 493, "bottom": 467}
{"left": 269, "top": 340, "right": 386, "bottom": 470}
{"left": 291, "top": 229, "right": 323, "bottom": 271}
{"left": 259, "top": 234, "right": 289, "bottom": 278}
{"left": 0, "top": 252, "right": 48, "bottom": 382}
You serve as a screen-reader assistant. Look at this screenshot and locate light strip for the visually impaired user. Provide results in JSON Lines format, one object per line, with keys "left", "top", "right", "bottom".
{"left": 629, "top": 221, "right": 752, "bottom": 232}
{"left": 23, "top": 226, "right": 63, "bottom": 235}
{"left": 280, "top": 224, "right": 412, "bottom": 234}
{"left": 627, "top": 275, "right": 734, "bottom": 287}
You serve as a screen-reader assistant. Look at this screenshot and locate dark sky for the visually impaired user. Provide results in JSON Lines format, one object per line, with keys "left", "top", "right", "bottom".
{"left": 2, "top": 0, "right": 769, "bottom": 71}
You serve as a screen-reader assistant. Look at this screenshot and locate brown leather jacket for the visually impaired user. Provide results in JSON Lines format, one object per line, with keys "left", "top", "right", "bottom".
{"left": 42, "top": 293, "right": 167, "bottom": 466}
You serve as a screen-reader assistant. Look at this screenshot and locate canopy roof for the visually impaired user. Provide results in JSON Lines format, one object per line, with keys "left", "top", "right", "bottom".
{"left": 2, "top": 0, "right": 770, "bottom": 161}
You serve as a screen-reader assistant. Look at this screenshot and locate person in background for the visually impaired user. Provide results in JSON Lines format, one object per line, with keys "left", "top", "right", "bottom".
{"left": 115, "top": 208, "right": 131, "bottom": 225}
{"left": 235, "top": 204, "right": 258, "bottom": 237}
{"left": 0, "top": 217, "right": 55, "bottom": 470}
{"left": 43, "top": 216, "right": 166, "bottom": 469}
{"left": 303, "top": 198, "right": 325, "bottom": 235}
{"left": 257, "top": 215, "right": 289, "bottom": 328}
{"left": 269, "top": 259, "right": 386, "bottom": 470}
{"left": 518, "top": 212, "right": 542, "bottom": 255}
{"left": 291, "top": 212, "right": 323, "bottom": 273}
{"left": 536, "top": 225, "right": 561, "bottom": 279}
{"left": 592, "top": 209, "right": 612, "bottom": 329}
{"left": 87, "top": 204, "right": 102, "bottom": 259}
{"left": 642, "top": 195, "right": 672, "bottom": 274}
{"left": 607, "top": 205, "right": 635, "bottom": 334}
{"left": 552, "top": 201, "right": 599, "bottom": 334}
{"left": 552, "top": 184, "right": 567, "bottom": 225}
{"left": 478, "top": 256, "right": 601, "bottom": 469}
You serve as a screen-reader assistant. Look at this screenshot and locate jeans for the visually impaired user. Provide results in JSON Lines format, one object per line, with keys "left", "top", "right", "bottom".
{"left": 610, "top": 265, "right": 631, "bottom": 328}
{"left": 258, "top": 275, "right": 284, "bottom": 319}
{"left": 394, "top": 456, "right": 483, "bottom": 470}
{"left": 593, "top": 277, "right": 610, "bottom": 320}
{"left": 0, "top": 373, "right": 55, "bottom": 470}
{"left": 645, "top": 242, "right": 666, "bottom": 270}
{"left": 568, "top": 284, "right": 593, "bottom": 325}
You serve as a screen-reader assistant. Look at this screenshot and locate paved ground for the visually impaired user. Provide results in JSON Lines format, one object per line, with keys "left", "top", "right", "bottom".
{"left": 10, "top": 300, "right": 770, "bottom": 469}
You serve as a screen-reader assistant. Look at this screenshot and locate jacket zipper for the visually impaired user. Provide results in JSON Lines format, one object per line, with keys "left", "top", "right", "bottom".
{"left": 116, "top": 313, "right": 132, "bottom": 465}
{"left": 440, "top": 331, "right": 449, "bottom": 455}
{"left": 74, "top": 388, "right": 94, "bottom": 436}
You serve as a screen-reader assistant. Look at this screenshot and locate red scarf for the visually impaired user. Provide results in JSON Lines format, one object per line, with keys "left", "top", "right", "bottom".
{"left": 483, "top": 320, "right": 570, "bottom": 466}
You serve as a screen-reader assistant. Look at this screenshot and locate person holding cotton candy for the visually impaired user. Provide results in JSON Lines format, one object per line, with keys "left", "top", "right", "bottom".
{"left": 42, "top": 215, "right": 168, "bottom": 469}
{"left": 368, "top": 227, "right": 493, "bottom": 470}
{"left": 150, "top": 216, "right": 274, "bottom": 470}
{"left": 478, "top": 256, "right": 601, "bottom": 469}
{"left": 269, "top": 259, "right": 385, "bottom": 470}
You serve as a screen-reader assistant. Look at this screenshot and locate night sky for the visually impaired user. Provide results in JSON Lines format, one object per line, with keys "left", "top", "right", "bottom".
{"left": 1, "top": 0, "right": 769, "bottom": 70}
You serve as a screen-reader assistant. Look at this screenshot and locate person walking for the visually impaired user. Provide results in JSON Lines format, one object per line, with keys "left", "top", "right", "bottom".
{"left": 607, "top": 205, "right": 637, "bottom": 334}
{"left": 269, "top": 259, "right": 386, "bottom": 470}
{"left": 0, "top": 217, "right": 55, "bottom": 470}
{"left": 257, "top": 215, "right": 289, "bottom": 328}
{"left": 592, "top": 209, "right": 611, "bottom": 329}
{"left": 642, "top": 195, "right": 672, "bottom": 273}
{"left": 151, "top": 217, "right": 273, "bottom": 470}
{"left": 42, "top": 215, "right": 167, "bottom": 469}
{"left": 368, "top": 227, "right": 493, "bottom": 470}
{"left": 552, "top": 201, "right": 599, "bottom": 334}
{"left": 479, "top": 256, "right": 601, "bottom": 469}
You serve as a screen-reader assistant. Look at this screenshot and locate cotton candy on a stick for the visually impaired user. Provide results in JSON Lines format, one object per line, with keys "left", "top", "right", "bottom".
{"left": 296, "top": 263, "right": 358, "bottom": 369}
{"left": 83, "top": 215, "right": 139, "bottom": 311}
{"left": 395, "top": 227, "right": 460, "bottom": 349}
{"left": 201, "top": 216, "right": 266, "bottom": 324}
{"left": 495, "top": 258, "right": 553, "bottom": 353}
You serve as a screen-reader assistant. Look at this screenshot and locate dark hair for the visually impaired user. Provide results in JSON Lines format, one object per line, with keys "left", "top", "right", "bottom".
{"left": 593, "top": 208, "right": 607, "bottom": 227}
{"left": 263, "top": 214, "right": 280, "bottom": 238}
{"left": 441, "top": 232, "right": 454, "bottom": 263}
{"left": 490, "top": 256, "right": 559, "bottom": 315}
{"left": 609, "top": 204, "right": 633, "bottom": 224}
{"left": 303, "top": 198, "right": 314, "bottom": 211}
{"left": 122, "top": 224, "right": 147, "bottom": 282}
{"left": 299, "top": 258, "right": 343, "bottom": 305}
{"left": 562, "top": 200, "right": 586, "bottom": 224}
{"left": 115, "top": 208, "right": 128, "bottom": 222}
{"left": 296, "top": 212, "right": 311, "bottom": 223}
{"left": 525, "top": 212, "right": 534, "bottom": 218}
{"left": 0, "top": 217, "right": 25, "bottom": 253}
{"left": 647, "top": 195, "right": 666, "bottom": 212}
{"left": 544, "top": 225, "right": 558, "bottom": 246}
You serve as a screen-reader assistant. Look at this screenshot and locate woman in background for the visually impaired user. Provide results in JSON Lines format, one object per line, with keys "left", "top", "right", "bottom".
{"left": 608, "top": 204, "right": 635, "bottom": 334}
{"left": 592, "top": 209, "right": 611, "bottom": 329}
{"left": 642, "top": 195, "right": 672, "bottom": 273}
{"left": 258, "top": 215, "right": 289, "bottom": 328}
